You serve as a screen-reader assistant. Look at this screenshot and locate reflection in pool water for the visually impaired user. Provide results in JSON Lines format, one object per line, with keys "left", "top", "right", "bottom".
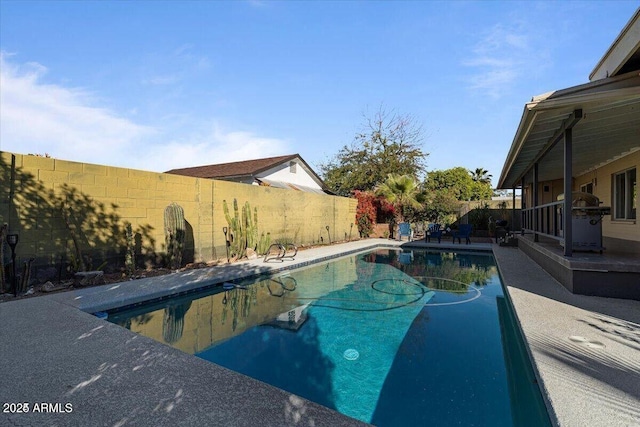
{"left": 109, "top": 249, "right": 551, "bottom": 426}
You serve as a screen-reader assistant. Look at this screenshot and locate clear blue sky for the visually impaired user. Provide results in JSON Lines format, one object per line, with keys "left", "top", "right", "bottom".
{"left": 1, "top": 1, "right": 638, "bottom": 186}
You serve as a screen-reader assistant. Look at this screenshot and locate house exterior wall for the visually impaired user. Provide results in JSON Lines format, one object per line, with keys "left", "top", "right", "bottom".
{"left": 524, "top": 179, "right": 565, "bottom": 207}
{"left": 575, "top": 150, "right": 639, "bottom": 254}
{"left": 0, "top": 152, "right": 357, "bottom": 279}
{"left": 257, "top": 160, "right": 322, "bottom": 189}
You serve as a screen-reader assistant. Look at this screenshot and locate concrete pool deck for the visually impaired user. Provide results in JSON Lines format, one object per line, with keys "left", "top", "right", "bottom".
{"left": 1, "top": 238, "right": 638, "bottom": 426}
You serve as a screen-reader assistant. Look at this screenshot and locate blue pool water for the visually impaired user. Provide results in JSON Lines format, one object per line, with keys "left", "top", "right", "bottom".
{"left": 108, "top": 249, "right": 551, "bottom": 426}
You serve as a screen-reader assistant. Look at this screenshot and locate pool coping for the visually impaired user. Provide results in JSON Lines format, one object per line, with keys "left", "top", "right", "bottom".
{"left": 2, "top": 238, "right": 638, "bottom": 426}
{"left": 48, "top": 239, "right": 493, "bottom": 314}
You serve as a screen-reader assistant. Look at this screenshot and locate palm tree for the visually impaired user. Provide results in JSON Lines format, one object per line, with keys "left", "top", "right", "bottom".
{"left": 375, "top": 174, "right": 422, "bottom": 223}
{"left": 470, "top": 168, "right": 492, "bottom": 184}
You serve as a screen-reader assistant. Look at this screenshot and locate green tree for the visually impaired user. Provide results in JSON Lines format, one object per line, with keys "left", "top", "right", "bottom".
{"left": 425, "top": 167, "right": 493, "bottom": 201}
{"left": 375, "top": 174, "right": 422, "bottom": 223}
{"left": 471, "top": 167, "right": 492, "bottom": 184}
{"left": 320, "top": 106, "right": 429, "bottom": 196}
{"left": 422, "top": 189, "right": 460, "bottom": 224}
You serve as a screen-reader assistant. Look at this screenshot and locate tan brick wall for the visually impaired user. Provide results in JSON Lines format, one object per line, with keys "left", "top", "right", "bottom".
{"left": 0, "top": 152, "right": 357, "bottom": 276}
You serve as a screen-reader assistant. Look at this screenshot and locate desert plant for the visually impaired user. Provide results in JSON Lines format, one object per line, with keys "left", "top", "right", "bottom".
{"left": 164, "top": 202, "right": 185, "bottom": 269}
{"left": 257, "top": 232, "right": 272, "bottom": 255}
{"left": 245, "top": 202, "right": 258, "bottom": 252}
{"left": 223, "top": 199, "right": 269, "bottom": 258}
{"left": 125, "top": 222, "right": 135, "bottom": 276}
{"left": 18, "top": 257, "right": 35, "bottom": 294}
{"left": 223, "top": 199, "right": 246, "bottom": 259}
{"left": 62, "top": 202, "right": 86, "bottom": 272}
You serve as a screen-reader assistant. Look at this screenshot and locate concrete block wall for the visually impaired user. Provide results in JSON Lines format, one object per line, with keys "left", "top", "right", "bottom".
{"left": 0, "top": 152, "right": 357, "bottom": 278}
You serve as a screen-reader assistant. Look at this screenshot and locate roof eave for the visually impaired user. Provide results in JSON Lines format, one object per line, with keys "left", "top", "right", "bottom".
{"left": 498, "top": 79, "right": 640, "bottom": 189}
{"left": 589, "top": 8, "right": 640, "bottom": 80}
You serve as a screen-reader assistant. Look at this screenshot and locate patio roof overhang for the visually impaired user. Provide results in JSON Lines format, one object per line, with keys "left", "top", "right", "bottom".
{"left": 498, "top": 71, "right": 640, "bottom": 189}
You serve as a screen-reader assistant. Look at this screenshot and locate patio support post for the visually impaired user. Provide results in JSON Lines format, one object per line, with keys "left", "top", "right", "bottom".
{"left": 520, "top": 178, "right": 526, "bottom": 235}
{"left": 533, "top": 162, "right": 539, "bottom": 242}
{"left": 563, "top": 126, "right": 573, "bottom": 257}
{"left": 511, "top": 186, "right": 516, "bottom": 232}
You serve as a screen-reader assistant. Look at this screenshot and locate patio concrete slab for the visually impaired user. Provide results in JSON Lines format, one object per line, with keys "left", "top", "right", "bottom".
{"left": 493, "top": 244, "right": 640, "bottom": 427}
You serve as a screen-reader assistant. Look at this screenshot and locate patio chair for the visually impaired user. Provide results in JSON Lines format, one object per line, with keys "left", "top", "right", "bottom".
{"left": 426, "top": 223, "right": 443, "bottom": 243}
{"left": 452, "top": 224, "right": 472, "bottom": 244}
{"left": 398, "top": 222, "right": 413, "bottom": 241}
{"left": 398, "top": 251, "right": 414, "bottom": 265}
{"left": 412, "top": 223, "right": 425, "bottom": 240}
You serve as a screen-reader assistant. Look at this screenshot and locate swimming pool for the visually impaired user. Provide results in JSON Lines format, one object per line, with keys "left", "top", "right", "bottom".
{"left": 108, "top": 248, "right": 551, "bottom": 426}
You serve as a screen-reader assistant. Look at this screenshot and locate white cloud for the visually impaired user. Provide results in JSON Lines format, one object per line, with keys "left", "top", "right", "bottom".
{"left": 1, "top": 53, "right": 155, "bottom": 163}
{"left": 141, "top": 125, "right": 289, "bottom": 172}
{"left": 464, "top": 22, "right": 549, "bottom": 99}
{"left": 0, "top": 54, "right": 290, "bottom": 172}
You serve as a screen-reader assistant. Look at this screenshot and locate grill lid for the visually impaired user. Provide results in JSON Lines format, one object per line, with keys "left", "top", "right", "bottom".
{"left": 557, "top": 192, "right": 600, "bottom": 207}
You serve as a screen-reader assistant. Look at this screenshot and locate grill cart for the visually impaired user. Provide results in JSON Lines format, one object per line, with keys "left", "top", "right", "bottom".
{"left": 558, "top": 192, "right": 611, "bottom": 252}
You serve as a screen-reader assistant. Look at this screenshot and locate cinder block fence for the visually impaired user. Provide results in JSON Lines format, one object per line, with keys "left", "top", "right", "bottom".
{"left": 0, "top": 152, "right": 357, "bottom": 282}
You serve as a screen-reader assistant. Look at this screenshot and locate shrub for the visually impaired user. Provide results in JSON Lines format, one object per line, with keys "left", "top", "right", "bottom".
{"left": 354, "top": 190, "right": 377, "bottom": 237}
{"left": 468, "top": 202, "right": 491, "bottom": 231}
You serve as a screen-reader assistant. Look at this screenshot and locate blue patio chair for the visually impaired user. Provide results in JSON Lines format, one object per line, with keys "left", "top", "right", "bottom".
{"left": 398, "top": 251, "right": 413, "bottom": 265}
{"left": 398, "top": 222, "right": 412, "bottom": 241}
{"left": 452, "top": 224, "right": 472, "bottom": 244}
{"left": 426, "top": 223, "right": 443, "bottom": 243}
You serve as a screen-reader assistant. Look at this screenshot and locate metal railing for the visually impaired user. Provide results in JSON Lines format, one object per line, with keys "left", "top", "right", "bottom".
{"left": 521, "top": 201, "right": 563, "bottom": 241}
{"left": 263, "top": 243, "right": 298, "bottom": 263}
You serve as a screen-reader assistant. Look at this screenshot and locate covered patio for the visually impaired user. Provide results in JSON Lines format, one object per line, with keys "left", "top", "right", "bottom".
{"left": 497, "top": 10, "right": 640, "bottom": 299}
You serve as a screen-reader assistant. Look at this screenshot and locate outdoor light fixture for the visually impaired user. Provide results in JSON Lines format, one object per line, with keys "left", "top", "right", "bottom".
{"left": 7, "top": 233, "right": 18, "bottom": 249}
{"left": 7, "top": 234, "right": 18, "bottom": 296}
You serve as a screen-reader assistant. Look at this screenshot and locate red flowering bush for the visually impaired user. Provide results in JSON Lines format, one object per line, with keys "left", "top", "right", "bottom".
{"left": 354, "top": 190, "right": 377, "bottom": 237}
{"left": 375, "top": 197, "right": 395, "bottom": 223}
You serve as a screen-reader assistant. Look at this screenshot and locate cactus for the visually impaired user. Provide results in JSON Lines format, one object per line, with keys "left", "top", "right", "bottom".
{"left": 18, "top": 258, "right": 34, "bottom": 294}
{"left": 124, "top": 222, "right": 135, "bottom": 277}
{"left": 257, "top": 232, "right": 271, "bottom": 255}
{"left": 224, "top": 199, "right": 269, "bottom": 259}
{"left": 223, "top": 199, "right": 245, "bottom": 258}
{"left": 62, "top": 203, "right": 86, "bottom": 272}
{"left": 164, "top": 202, "right": 185, "bottom": 269}
{"left": 245, "top": 203, "right": 258, "bottom": 251}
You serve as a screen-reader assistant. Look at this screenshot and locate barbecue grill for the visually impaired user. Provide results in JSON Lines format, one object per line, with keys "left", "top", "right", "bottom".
{"left": 557, "top": 192, "right": 611, "bottom": 252}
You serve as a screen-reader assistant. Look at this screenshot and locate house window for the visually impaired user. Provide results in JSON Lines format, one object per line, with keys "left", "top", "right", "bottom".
{"left": 580, "top": 182, "right": 593, "bottom": 194}
{"left": 289, "top": 161, "right": 297, "bottom": 174}
{"left": 613, "top": 168, "right": 636, "bottom": 220}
